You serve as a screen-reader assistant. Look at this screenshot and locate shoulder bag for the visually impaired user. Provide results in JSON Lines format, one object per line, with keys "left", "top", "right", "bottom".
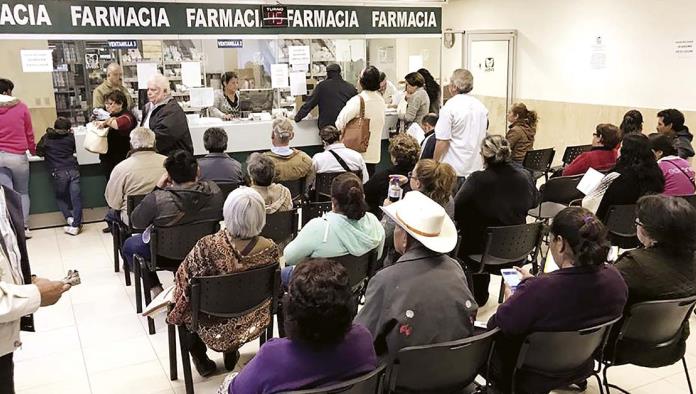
{"left": 342, "top": 95, "right": 371, "bottom": 153}
{"left": 83, "top": 123, "right": 109, "bottom": 154}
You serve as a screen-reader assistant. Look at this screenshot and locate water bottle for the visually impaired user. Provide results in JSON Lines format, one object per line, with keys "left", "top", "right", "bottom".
{"left": 388, "top": 176, "right": 403, "bottom": 202}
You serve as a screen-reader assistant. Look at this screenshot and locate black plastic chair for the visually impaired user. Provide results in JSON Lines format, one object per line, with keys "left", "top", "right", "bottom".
{"left": 386, "top": 328, "right": 500, "bottom": 393}
{"left": 215, "top": 181, "right": 244, "bottom": 198}
{"left": 171, "top": 263, "right": 281, "bottom": 394}
{"left": 523, "top": 148, "right": 556, "bottom": 182}
{"left": 528, "top": 175, "right": 585, "bottom": 221}
{"left": 604, "top": 204, "right": 638, "bottom": 250}
{"left": 282, "top": 364, "right": 387, "bottom": 394}
{"left": 261, "top": 208, "right": 300, "bottom": 246}
{"left": 280, "top": 177, "right": 307, "bottom": 203}
{"left": 314, "top": 171, "right": 361, "bottom": 202}
{"left": 602, "top": 295, "right": 696, "bottom": 394}
{"left": 302, "top": 201, "right": 333, "bottom": 227}
{"left": 562, "top": 144, "right": 593, "bottom": 166}
{"left": 467, "top": 223, "right": 544, "bottom": 303}
{"left": 133, "top": 219, "right": 220, "bottom": 334}
{"left": 332, "top": 250, "right": 379, "bottom": 298}
{"left": 513, "top": 316, "right": 621, "bottom": 394}
{"left": 111, "top": 194, "right": 147, "bottom": 285}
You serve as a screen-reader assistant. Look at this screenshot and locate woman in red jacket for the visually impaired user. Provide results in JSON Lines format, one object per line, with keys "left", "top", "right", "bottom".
{"left": 563, "top": 124, "right": 620, "bottom": 176}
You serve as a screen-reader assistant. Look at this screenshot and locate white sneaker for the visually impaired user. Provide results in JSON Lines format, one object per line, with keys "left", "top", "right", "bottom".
{"left": 63, "top": 226, "right": 81, "bottom": 236}
{"left": 67, "top": 217, "right": 74, "bottom": 226}
{"left": 24, "top": 228, "right": 32, "bottom": 239}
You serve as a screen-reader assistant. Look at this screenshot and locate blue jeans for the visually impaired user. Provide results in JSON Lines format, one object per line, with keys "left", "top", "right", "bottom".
{"left": 281, "top": 266, "right": 295, "bottom": 287}
{"left": 0, "top": 151, "right": 30, "bottom": 224}
{"left": 49, "top": 168, "right": 82, "bottom": 226}
{"left": 122, "top": 234, "right": 161, "bottom": 286}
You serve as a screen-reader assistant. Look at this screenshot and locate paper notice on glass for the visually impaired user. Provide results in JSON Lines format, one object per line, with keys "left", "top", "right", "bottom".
{"left": 335, "top": 39, "right": 351, "bottom": 62}
{"left": 290, "top": 72, "right": 307, "bottom": 96}
{"left": 292, "top": 63, "right": 309, "bottom": 73}
{"left": 674, "top": 40, "right": 695, "bottom": 59}
{"left": 181, "top": 61, "right": 202, "bottom": 87}
{"left": 136, "top": 62, "right": 159, "bottom": 88}
{"left": 350, "top": 40, "right": 366, "bottom": 61}
{"left": 20, "top": 50, "right": 53, "bottom": 72}
{"left": 189, "top": 87, "right": 215, "bottom": 108}
{"left": 576, "top": 167, "right": 606, "bottom": 195}
{"left": 409, "top": 55, "right": 424, "bottom": 72}
{"left": 288, "top": 46, "right": 311, "bottom": 66}
{"left": 271, "top": 64, "right": 290, "bottom": 88}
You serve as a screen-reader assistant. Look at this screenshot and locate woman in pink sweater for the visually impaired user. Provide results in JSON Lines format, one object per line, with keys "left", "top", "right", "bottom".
{"left": 0, "top": 79, "right": 36, "bottom": 234}
{"left": 649, "top": 133, "right": 696, "bottom": 196}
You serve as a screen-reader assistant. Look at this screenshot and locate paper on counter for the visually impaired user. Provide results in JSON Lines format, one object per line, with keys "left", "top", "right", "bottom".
{"left": 576, "top": 167, "right": 605, "bottom": 195}
{"left": 181, "top": 61, "right": 202, "bottom": 87}
{"left": 290, "top": 71, "right": 307, "bottom": 96}
{"left": 189, "top": 87, "right": 214, "bottom": 108}
{"left": 271, "top": 63, "right": 290, "bottom": 88}
{"left": 136, "top": 62, "right": 159, "bottom": 88}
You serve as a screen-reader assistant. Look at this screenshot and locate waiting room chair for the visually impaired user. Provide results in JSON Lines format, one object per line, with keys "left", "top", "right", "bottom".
{"left": 467, "top": 223, "right": 544, "bottom": 303}
{"left": 314, "top": 171, "right": 361, "bottom": 202}
{"left": 280, "top": 177, "right": 308, "bottom": 203}
{"left": 133, "top": 219, "right": 220, "bottom": 334}
{"left": 302, "top": 201, "right": 333, "bottom": 227}
{"left": 170, "top": 263, "right": 281, "bottom": 394}
{"left": 260, "top": 208, "right": 299, "bottom": 246}
{"left": 332, "top": 249, "right": 379, "bottom": 299}
{"left": 522, "top": 148, "right": 556, "bottom": 182}
{"left": 385, "top": 328, "right": 500, "bottom": 393}
{"left": 281, "top": 364, "right": 387, "bottom": 394}
{"left": 604, "top": 204, "right": 639, "bottom": 250}
{"left": 111, "top": 193, "right": 146, "bottom": 285}
{"left": 215, "top": 181, "right": 244, "bottom": 198}
{"left": 562, "top": 144, "right": 593, "bottom": 166}
{"left": 602, "top": 295, "right": 696, "bottom": 394}
{"left": 528, "top": 175, "right": 585, "bottom": 221}
{"left": 512, "top": 316, "right": 621, "bottom": 394}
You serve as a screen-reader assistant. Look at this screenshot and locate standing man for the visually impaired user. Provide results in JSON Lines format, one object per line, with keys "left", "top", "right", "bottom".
{"left": 657, "top": 108, "right": 694, "bottom": 159}
{"left": 92, "top": 63, "right": 133, "bottom": 110}
{"left": 294, "top": 64, "right": 357, "bottom": 129}
{"left": 141, "top": 74, "right": 193, "bottom": 156}
{"left": 433, "top": 69, "right": 488, "bottom": 189}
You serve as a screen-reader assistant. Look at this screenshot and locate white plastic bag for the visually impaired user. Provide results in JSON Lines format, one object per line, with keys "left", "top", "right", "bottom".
{"left": 83, "top": 123, "right": 109, "bottom": 154}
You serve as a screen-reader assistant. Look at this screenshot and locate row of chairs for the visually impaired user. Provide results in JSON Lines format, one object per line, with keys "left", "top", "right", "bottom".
{"left": 521, "top": 144, "right": 592, "bottom": 183}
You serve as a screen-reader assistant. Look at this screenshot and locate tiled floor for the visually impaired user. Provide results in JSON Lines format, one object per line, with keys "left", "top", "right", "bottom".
{"left": 14, "top": 223, "right": 696, "bottom": 393}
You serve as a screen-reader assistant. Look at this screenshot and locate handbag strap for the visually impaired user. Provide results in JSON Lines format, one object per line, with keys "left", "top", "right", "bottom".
{"left": 239, "top": 236, "right": 259, "bottom": 256}
{"left": 328, "top": 150, "right": 351, "bottom": 172}
{"left": 665, "top": 159, "right": 696, "bottom": 189}
{"left": 358, "top": 95, "right": 365, "bottom": 119}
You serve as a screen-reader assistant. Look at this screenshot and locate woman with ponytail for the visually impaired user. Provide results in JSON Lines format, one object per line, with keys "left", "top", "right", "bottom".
{"left": 506, "top": 102, "right": 538, "bottom": 162}
{"left": 283, "top": 173, "right": 385, "bottom": 274}
{"left": 619, "top": 109, "right": 644, "bottom": 138}
{"left": 487, "top": 207, "right": 628, "bottom": 394}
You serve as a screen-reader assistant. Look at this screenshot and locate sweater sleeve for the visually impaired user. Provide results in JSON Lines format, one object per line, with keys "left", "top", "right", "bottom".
{"left": 282, "top": 219, "right": 323, "bottom": 266}
{"left": 208, "top": 91, "right": 227, "bottom": 119}
{"left": 0, "top": 282, "right": 41, "bottom": 324}
{"left": 294, "top": 84, "right": 321, "bottom": 122}
{"left": 130, "top": 192, "right": 158, "bottom": 229}
{"left": 335, "top": 96, "right": 360, "bottom": 131}
{"left": 562, "top": 153, "right": 590, "bottom": 176}
{"left": 487, "top": 277, "right": 542, "bottom": 335}
{"left": 22, "top": 104, "right": 35, "bottom": 154}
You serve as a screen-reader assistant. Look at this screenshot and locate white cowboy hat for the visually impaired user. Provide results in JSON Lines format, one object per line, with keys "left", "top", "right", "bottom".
{"left": 380, "top": 191, "right": 458, "bottom": 254}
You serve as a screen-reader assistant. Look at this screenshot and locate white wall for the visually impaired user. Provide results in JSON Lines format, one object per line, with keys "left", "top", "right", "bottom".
{"left": 442, "top": 0, "right": 696, "bottom": 111}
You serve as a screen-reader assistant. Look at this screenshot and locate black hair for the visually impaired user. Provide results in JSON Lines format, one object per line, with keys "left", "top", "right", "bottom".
{"left": 658, "top": 109, "right": 686, "bottom": 131}
{"left": 221, "top": 71, "right": 239, "bottom": 86}
{"left": 164, "top": 150, "right": 198, "bottom": 184}
{"left": 54, "top": 117, "right": 72, "bottom": 131}
{"left": 619, "top": 110, "right": 643, "bottom": 136}
{"left": 360, "top": 66, "right": 381, "bottom": 92}
{"left": 648, "top": 132, "right": 677, "bottom": 157}
{"left": 379, "top": 72, "right": 387, "bottom": 82}
{"left": 404, "top": 72, "right": 425, "bottom": 88}
{"left": 331, "top": 172, "right": 368, "bottom": 220}
{"left": 422, "top": 113, "right": 439, "bottom": 128}
{"left": 203, "top": 127, "right": 228, "bottom": 153}
{"left": 105, "top": 90, "right": 128, "bottom": 108}
{"left": 615, "top": 133, "right": 665, "bottom": 195}
{"left": 283, "top": 258, "right": 356, "bottom": 346}
{"left": 550, "top": 207, "right": 610, "bottom": 267}
{"left": 637, "top": 195, "right": 696, "bottom": 259}
{"left": 418, "top": 68, "right": 440, "bottom": 106}
{"left": 596, "top": 123, "right": 620, "bottom": 149}
{"left": 0, "top": 78, "right": 14, "bottom": 95}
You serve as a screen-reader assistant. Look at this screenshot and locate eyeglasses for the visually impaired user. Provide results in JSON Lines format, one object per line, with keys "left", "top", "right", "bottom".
{"left": 634, "top": 218, "right": 644, "bottom": 227}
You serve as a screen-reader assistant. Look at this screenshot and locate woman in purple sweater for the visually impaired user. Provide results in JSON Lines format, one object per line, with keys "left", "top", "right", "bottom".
{"left": 220, "top": 259, "right": 377, "bottom": 394}
{"left": 649, "top": 133, "right": 696, "bottom": 196}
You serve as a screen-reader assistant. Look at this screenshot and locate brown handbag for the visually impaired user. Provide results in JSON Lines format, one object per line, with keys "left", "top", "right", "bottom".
{"left": 342, "top": 95, "right": 371, "bottom": 153}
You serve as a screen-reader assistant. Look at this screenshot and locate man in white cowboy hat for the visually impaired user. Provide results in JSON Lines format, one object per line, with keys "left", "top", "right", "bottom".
{"left": 355, "top": 191, "right": 478, "bottom": 359}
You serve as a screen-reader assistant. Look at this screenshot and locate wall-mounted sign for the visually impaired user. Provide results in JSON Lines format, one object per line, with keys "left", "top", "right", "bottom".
{"left": 20, "top": 49, "right": 53, "bottom": 72}
{"left": 217, "top": 39, "right": 243, "bottom": 49}
{"left": 107, "top": 40, "right": 138, "bottom": 49}
{"left": 0, "top": 2, "right": 441, "bottom": 36}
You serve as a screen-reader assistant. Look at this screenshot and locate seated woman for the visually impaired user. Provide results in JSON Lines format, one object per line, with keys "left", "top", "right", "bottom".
{"left": 219, "top": 259, "right": 377, "bottom": 394}
{"left": 594, "top": 133, "right": 665, "bottom": 221}
{"left": 357, "top": 191, "right": 478, "bottom": 359}
{"left": 611, "top": 195, "right": 696, "bottom": 366}
{"left": 649, "top": 133, "right": 696, "bottom": 196}
{"left": 282, "top": 173, "right": 385, "bottom": 281}
{"left": 505, "top": 102, "right": 538, "bottom": 163}
{"left": 363, "top": 133, "right": 420, "bottom": 217}
{"left": 246, "top": 152, "right": 292, "bottom": 214}
{"left": 124, "top": 150, "right": 224, "bottom": 295}
{"left": 263, "top": 117, "right": 313, "bottom": 182}
{"left": 487, "top": 207, "right": 628, "bottom": 394}
{"left": 312, "top": 125, "right": 369, "bottom": 183}
{"left": 563, "top": 124, "right": 620, "bottom": 176}
{"left": 454, "top": 135, "right": 537, "bottom": 305}
{"left": 209, "top": 71, "right": 240, "bottom": 120}
{"left": 167, "top": 187, "right": 279, "bottom": 377}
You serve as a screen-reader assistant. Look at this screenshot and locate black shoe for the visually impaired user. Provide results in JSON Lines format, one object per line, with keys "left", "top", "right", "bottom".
{"left": 102, "top": 226, "right": 112, "bottom": 233}
{"left": 191, "top": 354, "right": 216, "bottom": 377}
{"left": 223, "top": 350, "right": 240, "bottom": 371}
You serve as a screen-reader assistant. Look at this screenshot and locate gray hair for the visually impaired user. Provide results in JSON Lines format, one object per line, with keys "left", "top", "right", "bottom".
{"left": 272, "top": 117, "right": 293, "bottom": 143}
{"left": 203, "top": 127, "right": 228, "bottom": 152}
{"left": 481, "top": 134, "right": 511, "bottom": 165}
{"left": 106, "top": 63, "right": 122, "bottom": 74}
{"left": 223, "top": 187, "right": 266, "bottom": 239}
{"left": 130, "top": 127, "right": 156, "bottom": 149}
{"left": 247, "top": 152, "right": 275, "bottom": 187}
{"left": 451, "top": 69, "right": 474, "bottom": 94}
{"left": 148, "top": 73, "right": 170, "bottom": 93}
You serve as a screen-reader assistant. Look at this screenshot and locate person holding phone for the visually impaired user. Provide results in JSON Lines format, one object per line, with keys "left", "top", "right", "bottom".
{"left": 485, "top": 207, "right": 628, "bottom": 393}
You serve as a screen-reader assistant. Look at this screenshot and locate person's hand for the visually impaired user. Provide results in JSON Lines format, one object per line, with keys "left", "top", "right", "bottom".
{"left": 156, "top": 173, "right": 171, "bottom": 189}
{"left": 514, "top": 266, "right": 534, "bottom": 280}
{"left": 383, "top": 198, "right": 393, "bottom": 207}
{"left": 223, "top": 114, "right": 233, "bottom": 121}
{"left": 389, "top": 174, "right": 409, "bottom": 186}
{"left": 34, "top": 278, "right": 70, "bottom": 306}
{"left": 93, "top": 120, "right": 105, "bottom": 128}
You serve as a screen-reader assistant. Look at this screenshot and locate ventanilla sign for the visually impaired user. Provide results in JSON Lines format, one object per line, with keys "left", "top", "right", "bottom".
{"left": 0, "top": 1, "right": 441, "bottom": 35}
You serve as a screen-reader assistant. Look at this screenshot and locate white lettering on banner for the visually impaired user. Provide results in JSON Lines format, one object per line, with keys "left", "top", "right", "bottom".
{"left": 71, "top": 6, "right": 170, "bottom": 27}
{"left": 372, "top": 10, "right": 437, "bottom": 28}
{"left": 286, "top": 9, "right": 358, "bottom": 28}
{"left": 0, "top": 3, "right": 51, "bottom": 26}
{"left": 186, "top": 8, "right": 260, "bottom": 28}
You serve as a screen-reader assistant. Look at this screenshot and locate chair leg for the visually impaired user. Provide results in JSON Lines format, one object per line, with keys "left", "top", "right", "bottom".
{"left": 593, "top": 372, "right": 605, "bottom": 394}
{"left": 168, "top": 323, "right": 178, "bottom": 380}
{"left": 178, "top": 326, "right": 195, "bottom": 394}
{"left": 112, "top": 228, "right": 120, "bottom": 273}
{"left": 133, "top": 256, "right": 143, "bottom": 313}
{"left": 142, "top": 270, "right": 156, "bottom": 335}
{"left": 603, "top": 364, "right": 630, "bottom": 394}
{"left": 123, "top": 256, "right": 131, "bottom": 287}
{"left": 684, "top": 357, "right": 694, "bottom": 394}
{"left": 498, "top": 276, "right": 505, "bottom": 304}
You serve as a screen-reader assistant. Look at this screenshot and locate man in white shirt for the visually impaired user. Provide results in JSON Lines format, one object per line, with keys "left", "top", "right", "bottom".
{"left": 312, "top": 126, "right": 369, "bottom": 183}
{"left": 434, "top": 69, "right": 488, "bottom": 185}
{"left": 379, "top": 72, "right": 398, "bottom": 107}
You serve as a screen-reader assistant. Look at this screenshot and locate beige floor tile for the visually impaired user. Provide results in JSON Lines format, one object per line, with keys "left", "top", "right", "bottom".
{"left": 82, "top": 335, "right": 159, "bottom": 375}
{"left": 630, "top": 378, "right": 690, "bottom": 394}
{"left": 16, "top": 375, "right": 91, "bottom": 394}
{"left": 14, "top": 325, "right": 81, "bottom": 362}
{"left": 14, "top": 349, "right": 86, "bottom": 391}
{"left": 602, "top": 364, "right": 664, "bottom": 390}
{"left": 76, "top": 311, "right": 147, "bottom": 348}
{"left": 88, "top": 360, "right": 173, "bottom": 394}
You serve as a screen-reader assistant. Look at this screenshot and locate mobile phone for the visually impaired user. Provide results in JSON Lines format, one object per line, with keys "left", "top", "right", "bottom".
{"left": 500, "top": 268, "right": 522, "bottom": 293}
